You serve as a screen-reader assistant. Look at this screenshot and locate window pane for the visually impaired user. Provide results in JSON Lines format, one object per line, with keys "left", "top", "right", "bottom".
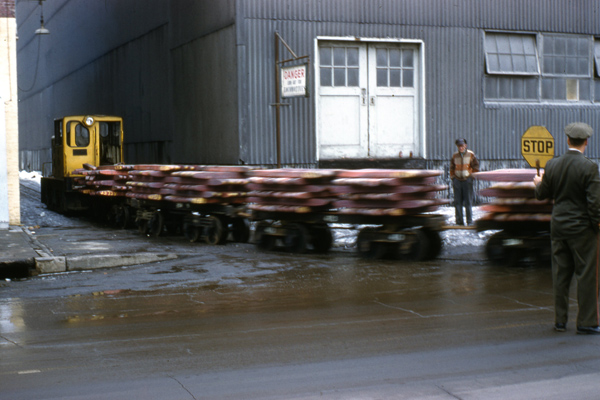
{"left": 555, "top": 58, "right": 566, "bottom": 74}
{"left": 543, "top": 57, "right": 553, "bottom": 74}
{"left": 377, "top": 69, "right": 388, "bottom": 86}
{"left": 334, "top": 48, "right": 345, "bottom": 66}
{"left": 389, "top": 49, "right": 401, "bottom": 67}
{"left": 484, "top": 76, "right": 498, "bottom": 99}
{"left": 512, "top": 79, "right": 524, "bottom": 99}
{"left": 377, "top": 49, "right": 387, "bottom": 67}
{"left": 567, "top": 38, "right": 578, "bottom": 56}
{"left": 525, "top": 55, "right": 538, "bottom": 73}
{"left": 320, "top": 67, "right": 332, "bottom": 86}
{"left": 512, "top": 55, "right": 526, "bottom": 72}
{"left": 499, "top": 79, "right": 511, "bottom": 98}
{"left": 487, "top": 54, "right": 500, "bottom": 72}
{"left": 403, "top": 70, "right": 414, "bottom": 87}
{"left": 347, "top": 48, "right": 359, "bottom": 66}
{"left": 333, "top": 68, "right": 345, "bottom": 86}
{"left": 579, "top": 58, "right": 589, "bottom": 76}
{"left": 525, "top": 78, "right": 538, "bottom": 99}
{"left": 403, "top": 49, "right": 414, "bottom": 67}
{"left": 555, "top": 37, "right": 566, "bottom": 55}
{"left": 499, "top": 54, "right": 513, "bottom": 71}
{"left": 595, "top": 80, "right": 600, "bottom": 102}
{"left": 347, "top": 68, "right": 359, "bottom": 87}
{"left": 542, "top": 78, "right": 554, "bottom": 99}
{"left": 320, "top": 47, "right": 332, "bottom": 66}
{"left": 556, "top": 78, "right": 566, "bottom": 98}
{"left": 390, "top": 70, "right": 400, "bottom": 87}
{"left": 579, "top": 79, "right": 590, "bottom": 100}
{"left": 566, "top": 79, "right": 578, "bottom": 100}
{"left": 75, "top": 124, "right": 90, "bottom": 147}
{"left": 509, "top": 36, "right": 525, "bottom": 53}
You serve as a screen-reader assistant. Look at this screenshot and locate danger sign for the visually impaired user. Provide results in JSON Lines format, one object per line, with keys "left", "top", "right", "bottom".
{"left": 521, "top": 126, "right": 554, "bottom": 168}
{"left": 281, "top": 64, "right": 308, "bottom": 98}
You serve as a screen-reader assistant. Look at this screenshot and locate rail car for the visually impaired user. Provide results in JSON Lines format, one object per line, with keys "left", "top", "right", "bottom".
{"left": 40, "top": 115, "right": 449, "bottom": 261}
{"left": 40, "top": 115, "right": 551, "bottom": 265}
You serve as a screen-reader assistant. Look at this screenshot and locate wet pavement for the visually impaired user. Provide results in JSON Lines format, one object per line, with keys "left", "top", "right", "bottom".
{"left": 2, "top": 186, "right": 600, "bottom": 399}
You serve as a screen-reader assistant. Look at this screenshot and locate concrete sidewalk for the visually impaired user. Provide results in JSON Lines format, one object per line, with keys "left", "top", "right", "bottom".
{"left": 0, "top": 225, "right": 177, "bottom": 278}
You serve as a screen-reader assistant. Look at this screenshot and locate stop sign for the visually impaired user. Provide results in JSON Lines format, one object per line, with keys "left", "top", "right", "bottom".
{"left": 521, "top": 126, "right": 554, "bottom": 168}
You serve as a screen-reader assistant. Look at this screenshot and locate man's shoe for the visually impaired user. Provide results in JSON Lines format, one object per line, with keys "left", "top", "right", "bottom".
{"left": 554, "top": 323, "right": 567, "bottom": 332}
{"left": 576, "top": 326, "right": 600, "bottom": 335}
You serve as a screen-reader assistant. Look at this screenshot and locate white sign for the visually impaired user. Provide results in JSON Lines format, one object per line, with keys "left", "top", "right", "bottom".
{"left": 281, "top": 64, "right": 307, "bottom": 97}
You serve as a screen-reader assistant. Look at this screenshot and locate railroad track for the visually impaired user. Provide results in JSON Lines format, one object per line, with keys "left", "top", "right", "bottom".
{"left": 20, "top": 179, "right": 41, "bottom": 202}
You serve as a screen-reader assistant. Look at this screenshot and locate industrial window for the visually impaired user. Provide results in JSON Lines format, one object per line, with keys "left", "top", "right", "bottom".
{"left": 376, "top": 48, "right": 414, "bottom": 87}
{"left": 319, "top": 46, "right": 359, "bottom": 87}
{"left": 542, "top": 35, "right": 589, "bottom": 77}
{"left": 484, "top": 33, "right": 539, "bottom": 75}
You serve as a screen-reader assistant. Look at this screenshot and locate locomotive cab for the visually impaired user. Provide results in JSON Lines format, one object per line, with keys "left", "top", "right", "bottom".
{"left": 41, "top": 115, "right": 124, "bottom": 212}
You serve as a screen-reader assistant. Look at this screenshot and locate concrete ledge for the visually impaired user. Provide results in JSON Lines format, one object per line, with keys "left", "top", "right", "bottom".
{"left": 35, "top": 256, "right": 66, "bottom": 274}
{"left": 66, "top": 253, "right": 178, "bottom": 271}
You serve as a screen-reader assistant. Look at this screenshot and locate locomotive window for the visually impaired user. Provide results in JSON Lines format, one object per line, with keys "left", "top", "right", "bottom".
{"left": 99, "top": 122, "right": 109, "bottom": 138}
{"left": 65, "top": 123, "right": 90, "bottom": 147}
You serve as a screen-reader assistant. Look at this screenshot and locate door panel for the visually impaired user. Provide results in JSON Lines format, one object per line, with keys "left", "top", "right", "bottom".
{"left": 317, "top": 43, "right": 368, "bottom": 159}
{"left": 317, "top": 41, "right": 421, "bottom": 160}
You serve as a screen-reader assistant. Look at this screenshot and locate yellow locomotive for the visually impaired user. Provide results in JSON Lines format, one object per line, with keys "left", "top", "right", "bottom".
{"left": 41, "top": 115, "right": 124, "bottom": 212}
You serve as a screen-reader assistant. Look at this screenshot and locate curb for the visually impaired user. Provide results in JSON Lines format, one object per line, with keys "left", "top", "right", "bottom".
{"left": 35, "top": 253, "right": 178, "bottom": 274}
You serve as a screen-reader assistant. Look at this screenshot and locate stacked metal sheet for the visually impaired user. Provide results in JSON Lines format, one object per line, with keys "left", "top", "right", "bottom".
{"left": 161, "top": 166, "right": 249, "bottom": 205}
{"left": 330, "top": 169, "right": 448, "bottom": 216}
{"left": 73, "top": 164, "right": 133, "bottom": 197}
{"left": 124, "top": 165, "right": 249, "bottom": 205}
{"left": 247, "top": 169, "right": 337, "bottom": 213}
{"left": 474, "top": 169, "right": 552, "bottom": 222}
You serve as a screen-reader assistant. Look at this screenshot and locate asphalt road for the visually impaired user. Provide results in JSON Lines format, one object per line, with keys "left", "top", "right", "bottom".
{"left": 2, "top": 218, "right": 600, "bottom": 399}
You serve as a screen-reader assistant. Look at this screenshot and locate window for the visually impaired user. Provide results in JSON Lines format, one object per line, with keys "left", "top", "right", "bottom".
{"left": 484, "top": 32, "right": 596, "bottom": 104}
{"left": 376, "top": 48, "right": 414, "bottom": 87}
{"left": 65, "top": 122, "right": 90, "bottom": 147}
{"left": 319, "top": 46, "right": 359, "bottom": 87}
{"left": 484, "top": 33, "right": 539, "bottom": 75}
{"left": 542, "top": 35, "right": 589, "bottom": 76}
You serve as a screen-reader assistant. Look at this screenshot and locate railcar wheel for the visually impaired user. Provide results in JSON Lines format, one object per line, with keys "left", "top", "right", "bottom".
{"left": 356, "top": 227, "right": 385, "bottom": 259}
{"left": 398, "top": 229, "right": 430, "bottom": 261}
{"left": 422, "top": 228, "right": 443, "bottom": 260}
{"left": 310, "top": 225, "right": 333, "bottom": 253}
{"left": 147, "top": 212, "right": 165, "bottom": 237}
{"left": 255, "top": 221, "right": 276, "bottom": 250}
{"left": 113, "top": 205, "right": 130, "bottom": 229}
{"left": 230, "top": 218, "right": 250, "bottom": 243}
{"left": 486, "top": 232, "right": 521, "bottom": 267}
{"left": 137, "top": 219, "right": 149, "bottom": 235}
{"left": 205, "top": 216, "right": 227, "bottom": 245}
{"left": 183, "top": 221, "right": 201, "bottom": 242}
{"left": 283, "top": 223, "right": 309, "bottom": 253}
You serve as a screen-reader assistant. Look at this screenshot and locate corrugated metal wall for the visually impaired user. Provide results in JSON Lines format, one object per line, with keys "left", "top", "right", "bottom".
{"left": 236, "top": 0, "right": 600, "bottom": 166}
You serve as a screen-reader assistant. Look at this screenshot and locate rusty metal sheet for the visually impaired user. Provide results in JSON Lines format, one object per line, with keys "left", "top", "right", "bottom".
{"left": 171, "top": 171, "right": 246, "bottom": 180}
{"left": 247, "top": 197, "right": 332, "bottom": 207}
{"left": 335, "top": 169, "right": 441, "bottom": 179}
{"left": 478, "top": 212, "right": 552, "bottom": 222}
{"left": 473, "top": 169, "right": 540, "bottom": 182}
{"left": 333, "top": 199, "right": 449, "bottom": 209}
{"left": 125, "top": 193, "right": 163, "bottom": 201}
{"left": 247, "top": 183, "right": 329, "bottom": 193}
{"left": 249, "top": 190, "right": 331, "bottom": 199}
{"left": 337, "top": 191, "right": 438, "bottom": 201}
{"left": 333, "top": 206, "right": 440, "bottom": 216}
{"left": 249, "top": 204, "right": 313, "bottom": 213}
{"left": 248, "top": 169, "right": 337, "bottom": 179}
{"left": 164, "top": 196, "right": 246, "bottom": 204}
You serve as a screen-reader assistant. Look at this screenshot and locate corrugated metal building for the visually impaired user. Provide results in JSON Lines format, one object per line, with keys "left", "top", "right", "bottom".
{"left": 16, "top": 0, "right": 600, "bottom": 174}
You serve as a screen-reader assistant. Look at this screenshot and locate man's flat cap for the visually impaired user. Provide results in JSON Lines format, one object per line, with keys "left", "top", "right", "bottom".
{"left": 565, "top": 122, "right": 593, "bottom": 139}
{"left": 455, "top": 138, "right": 466, "bottom": 146}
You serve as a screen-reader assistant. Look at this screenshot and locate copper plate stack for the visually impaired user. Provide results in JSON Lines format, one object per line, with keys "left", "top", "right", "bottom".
{"left": 125, "top": 165, "right": 183, "bottom": 201}
{"left": 474, "top": 169, "right": 552, "bottom": 223}
{"left": 73, "top": 165, "right": 133, "bottom": 197}
{"left": 247, "top": 169, "right": 337, "bottom": 213}
{"left": 162, "top": 166, "right": 250, "bottom": 205}
{"left": 330, "top": 169, "right": 448, "bottom": 216}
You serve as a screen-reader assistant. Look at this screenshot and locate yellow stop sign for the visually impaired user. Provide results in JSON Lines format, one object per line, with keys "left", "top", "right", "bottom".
{"left": 521, "top": 126, "right": 554, "bottom": 168}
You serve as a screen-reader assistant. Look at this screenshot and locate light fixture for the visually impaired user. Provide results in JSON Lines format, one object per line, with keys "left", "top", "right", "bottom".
{"left": 35, "top": 1, "right": 50, "bottom": 35}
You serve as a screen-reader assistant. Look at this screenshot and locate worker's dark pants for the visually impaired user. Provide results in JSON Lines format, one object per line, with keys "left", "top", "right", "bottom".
{"left": 452, "top": 177, "right": 473, "bottom": 225}
{"left": 552, "top": 231, "right": 600, "bottom": 327}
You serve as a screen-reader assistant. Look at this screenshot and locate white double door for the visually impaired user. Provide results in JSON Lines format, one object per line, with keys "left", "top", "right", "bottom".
{"left": 317, "top": 41, "right": 421, "bottom": 160}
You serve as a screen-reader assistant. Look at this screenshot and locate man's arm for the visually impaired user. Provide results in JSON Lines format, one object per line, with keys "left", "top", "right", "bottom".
{"left": 585, "top": 163, "right": 600, "bottom": 227}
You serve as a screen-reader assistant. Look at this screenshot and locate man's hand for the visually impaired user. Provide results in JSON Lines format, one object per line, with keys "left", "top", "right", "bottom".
{"left": 533, "top": 173, "right": 543, "bottom": 186}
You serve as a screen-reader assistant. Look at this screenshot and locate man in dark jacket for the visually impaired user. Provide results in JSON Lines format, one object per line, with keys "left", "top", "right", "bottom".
{"left": 534, "top": 122, "right": 600, "bottom": 334}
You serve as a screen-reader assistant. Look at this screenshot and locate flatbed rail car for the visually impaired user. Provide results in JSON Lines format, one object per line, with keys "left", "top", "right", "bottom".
{"left": 473, "top": 169, "right": 552, "bottom": 266}
{"left": 251, "top": 209, "right": 446, "bottom": 261}
{"left": 246, "top": 168, "right": 449, "bottom": 260}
